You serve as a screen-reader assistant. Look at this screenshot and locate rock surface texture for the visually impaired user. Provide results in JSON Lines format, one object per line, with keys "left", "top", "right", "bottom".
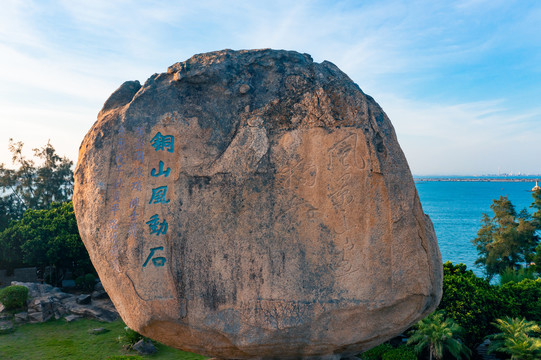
{"left": 73, "top": 49, "right": 442, "bottom": 359}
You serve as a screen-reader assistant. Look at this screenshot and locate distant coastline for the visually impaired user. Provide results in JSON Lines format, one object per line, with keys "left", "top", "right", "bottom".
{"left": 414, "top": 176, "right": 541, "bottom": 182}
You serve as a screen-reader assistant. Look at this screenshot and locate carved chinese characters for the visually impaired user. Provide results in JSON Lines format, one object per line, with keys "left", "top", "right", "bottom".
{"left": 74, "top": 49, "right": 442, "bottom": 359}
{"left": 144, "top": 132, "right": 174, "bottom": 268}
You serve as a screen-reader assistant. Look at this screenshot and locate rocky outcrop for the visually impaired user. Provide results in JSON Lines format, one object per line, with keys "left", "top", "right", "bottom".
{"left": 9, "top": 281, "right": 118, "bottom": 323}
{"left": 73, "top": 49, "right": 442, "bottom": 359}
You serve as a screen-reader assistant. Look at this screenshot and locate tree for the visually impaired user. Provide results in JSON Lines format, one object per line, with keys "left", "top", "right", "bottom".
{"left": 0, "top": 139, "right": 73, "bottom": 230}
{"left": 0, "top": 202, "right": 93, "bottom": 285}
{"left": 407, "top": 310, "right": 471, "bottom": 360}
{"left": 472, "top": 196, "right": 538, "bottom": 280}
{"left": 488, "top": 317, "right": 541, "bottom": 360}
{"left": 531, "top": 189, "right": 541, "bottom": 230}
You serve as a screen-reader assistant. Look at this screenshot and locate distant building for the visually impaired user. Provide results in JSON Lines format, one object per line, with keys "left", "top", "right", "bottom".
{"left": 533, "top": 181, "right": 541, "bottom": 191}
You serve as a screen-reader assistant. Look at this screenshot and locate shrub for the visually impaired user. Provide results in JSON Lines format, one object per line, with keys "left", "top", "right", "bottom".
{"left": 487, "top": 317, "right": 541, "bottom": 360}
{"left": 499, "top": 267, "right": 537, "bottom": 284}
{"left": 360, "top": 343, "right": 393, "bottom": 360}
{"left": 499, "top": 278, "right": 541, "bottom": 321}
{"left": 438, "top": 262, "right": 504, "bottom": 347}
{"left": 75, "top": 273, "right": 96, "bottom": 292}
{"left": 117, "top": 326, "right": 146, "bottom": 349}
{"left": 0, "top": 285, "right": 28, "bottom": 310}
{"left": 381, "top": 346, "right": 417, "bottom": 360}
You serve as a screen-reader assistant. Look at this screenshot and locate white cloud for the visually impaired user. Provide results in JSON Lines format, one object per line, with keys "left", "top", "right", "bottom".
{"left": 379, "top": 94, "right": 541, "bottom": 174}
{"left": 0, "top": 0, "right": 539, "bottom": 176}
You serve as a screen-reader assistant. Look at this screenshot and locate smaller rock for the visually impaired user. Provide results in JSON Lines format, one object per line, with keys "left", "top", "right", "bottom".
{"left": 27, "top": 298, "right": 55, "bottom": 323}
{"left": 64, "top": 314, "right": 82, "bottom": 322}
{"left": 88, "top": 327, "right": 110, "bottom": 335}
{"left": 91, "top": 290, "right": 109, "bottom": 300}
{"left": 91, "top": 283, "right": 109, "bottom": 299}
{"left": 173, "top": 72, "right": 183, "bottom": 81}
{"left": 28, "top": 310, "right": 52, "bottom": 323}
{"left": 0, "top": 320, "right": 14, "bottom": 334}
{"left": 76, "top": 294, "right": 92, "bottom": 305}
{"left": 67, "top": 303, "right": 118, "bottom": 322}
{"left": 0, "top": 303, "right": 4, "bottom": 313}
{"left": 53, "top": 302, "right": 68, "bottom": 320}
{"left": 132, "top": 338, "right": 157, "bottom": 355}
{"left": 14, "top": 312, "right": 28, "bottom": 323}
{"left": 94, "top": 281, "right": 105, "bottom": 292}
{"left": 239, "top": 84, "right": 250, "bottom": 94}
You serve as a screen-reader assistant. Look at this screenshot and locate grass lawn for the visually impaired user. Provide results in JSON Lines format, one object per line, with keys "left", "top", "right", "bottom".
{"left": 0, "top": 317, "right": 207, "bottom": 360}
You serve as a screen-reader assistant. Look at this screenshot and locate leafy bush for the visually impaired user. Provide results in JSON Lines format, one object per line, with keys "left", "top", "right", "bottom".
{"left": 499, "top": 278, "right": 541, "bottom": 321}
{"left": 117, "top": 326, "right": 146, "bottom": 349}
{"left": 75, "top": 273, "right": 96, "bottom": 292}
{"left": 360, "top": 343, "right": 393, "bottom": 360}
{"left": 381, "top": 346, "right": 417, "bottom": 360}
{"left": 0, "top": 285, "right": 28, "bottom": 310}
{"left": 487, "top": 317, "right": 541, "bottom": 360}
{"left": 500, "top": 267, "right": 537, "bottom": 284}
{"left": 438, "top": 262, "right": 503, "bottom": 347}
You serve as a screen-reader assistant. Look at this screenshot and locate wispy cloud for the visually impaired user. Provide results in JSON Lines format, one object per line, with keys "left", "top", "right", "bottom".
{"left": 381, "top": 94, "right": 541, "bottom": 174}
{"left": 0, "top": 0, "right": 539, "bottom": 175}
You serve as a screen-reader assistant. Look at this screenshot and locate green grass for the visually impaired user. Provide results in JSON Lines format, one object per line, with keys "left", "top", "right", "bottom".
{"left": 0, "top": 318, "right": 207, "bottom": 360}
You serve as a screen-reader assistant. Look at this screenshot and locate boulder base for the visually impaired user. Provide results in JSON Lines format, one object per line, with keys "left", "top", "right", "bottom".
{"left": 73, "top": 49, "right": 442, "bottom": 359}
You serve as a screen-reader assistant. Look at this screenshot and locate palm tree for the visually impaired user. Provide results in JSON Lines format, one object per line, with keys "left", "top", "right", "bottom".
{"left": 488, "top": 317, "right": 541, "bottom": 360}
{"left": 407, "top": 311, "right": 471, "bottom": 360}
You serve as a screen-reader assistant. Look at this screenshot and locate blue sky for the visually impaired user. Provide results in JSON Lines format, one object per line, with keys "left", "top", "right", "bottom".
{"left": 1, "top": 0, "right": 540, "bottom": 175}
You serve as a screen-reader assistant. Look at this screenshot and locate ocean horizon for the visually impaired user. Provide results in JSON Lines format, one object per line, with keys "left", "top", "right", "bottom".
{"left": 415, "top": 178, "right": 539, "bottom": 277}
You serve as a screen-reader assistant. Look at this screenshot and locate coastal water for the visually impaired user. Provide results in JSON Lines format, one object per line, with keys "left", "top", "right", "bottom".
{"left": 415, "top": 180, "right": 538, "bottom": 276}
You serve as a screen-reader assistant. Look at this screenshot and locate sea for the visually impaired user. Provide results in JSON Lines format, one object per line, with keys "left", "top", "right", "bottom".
{"left": 414, "top": 177, "right": 540, "bottom": 277}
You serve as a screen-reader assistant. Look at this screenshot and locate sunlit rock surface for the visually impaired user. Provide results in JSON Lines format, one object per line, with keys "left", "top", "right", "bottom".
{"left": 73, "top": 49, "right": 442, "bottom": 359}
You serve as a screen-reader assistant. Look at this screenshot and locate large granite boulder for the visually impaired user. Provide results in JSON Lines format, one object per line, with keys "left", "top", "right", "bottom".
{"left": 73, "top": 49, "right": 442, "bottom": 359}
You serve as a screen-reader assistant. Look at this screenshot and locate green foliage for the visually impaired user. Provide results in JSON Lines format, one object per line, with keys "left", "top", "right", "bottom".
{"left": 439, "top": 262, "right": 502, "bottom": 347}
{"left": 0, "top": 285, "right": 28, "bottom": 310}
{"left": 407, "top": 310, "right": 471, "bottom": 360}
{"left": 76, "top": 273, "right": 96, "bottom": 292}
{"left": 531, "top": 243, "right": 541, "bottom": 274}
{"left": 0, "top": 222, "right": 26, "bottom": 270}
{"left": 360, "top": 343, "right": 393, "bottom": 360}
{"left": 500, "top": 267, "right": 537, "bottom": 284}
{"left": 531, "top": 189, "right": 541, "bottom": 231}
{"left": 487, "top": 317, "right": 541, "bottom": 360}
{"left": 499, "top": 279, "right": 541, "bottom": 321}
{"left": 380, "top": 346, "right": 417, "bottom": 360}
{"left": 440, "top": 262, "right": 541, "bottom": 349}
{"left": 106, "top": 356, "right": 143, "bottom": 360}
{"left": 118, "top": 326, "right": 145, "bottom": 348}
{"left": 0, "top": 140, "right": 73, "bottom": 231}
{"left": 472, "top": 196, "right": 539, "bottom": 280}
{"left": 0, "top": 201, "right": 93, "bottom": 285}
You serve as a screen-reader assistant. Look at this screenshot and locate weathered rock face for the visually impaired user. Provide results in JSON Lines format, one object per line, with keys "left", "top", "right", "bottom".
{"left": 73, "top": 49, "right": 442, "bottom": 359}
